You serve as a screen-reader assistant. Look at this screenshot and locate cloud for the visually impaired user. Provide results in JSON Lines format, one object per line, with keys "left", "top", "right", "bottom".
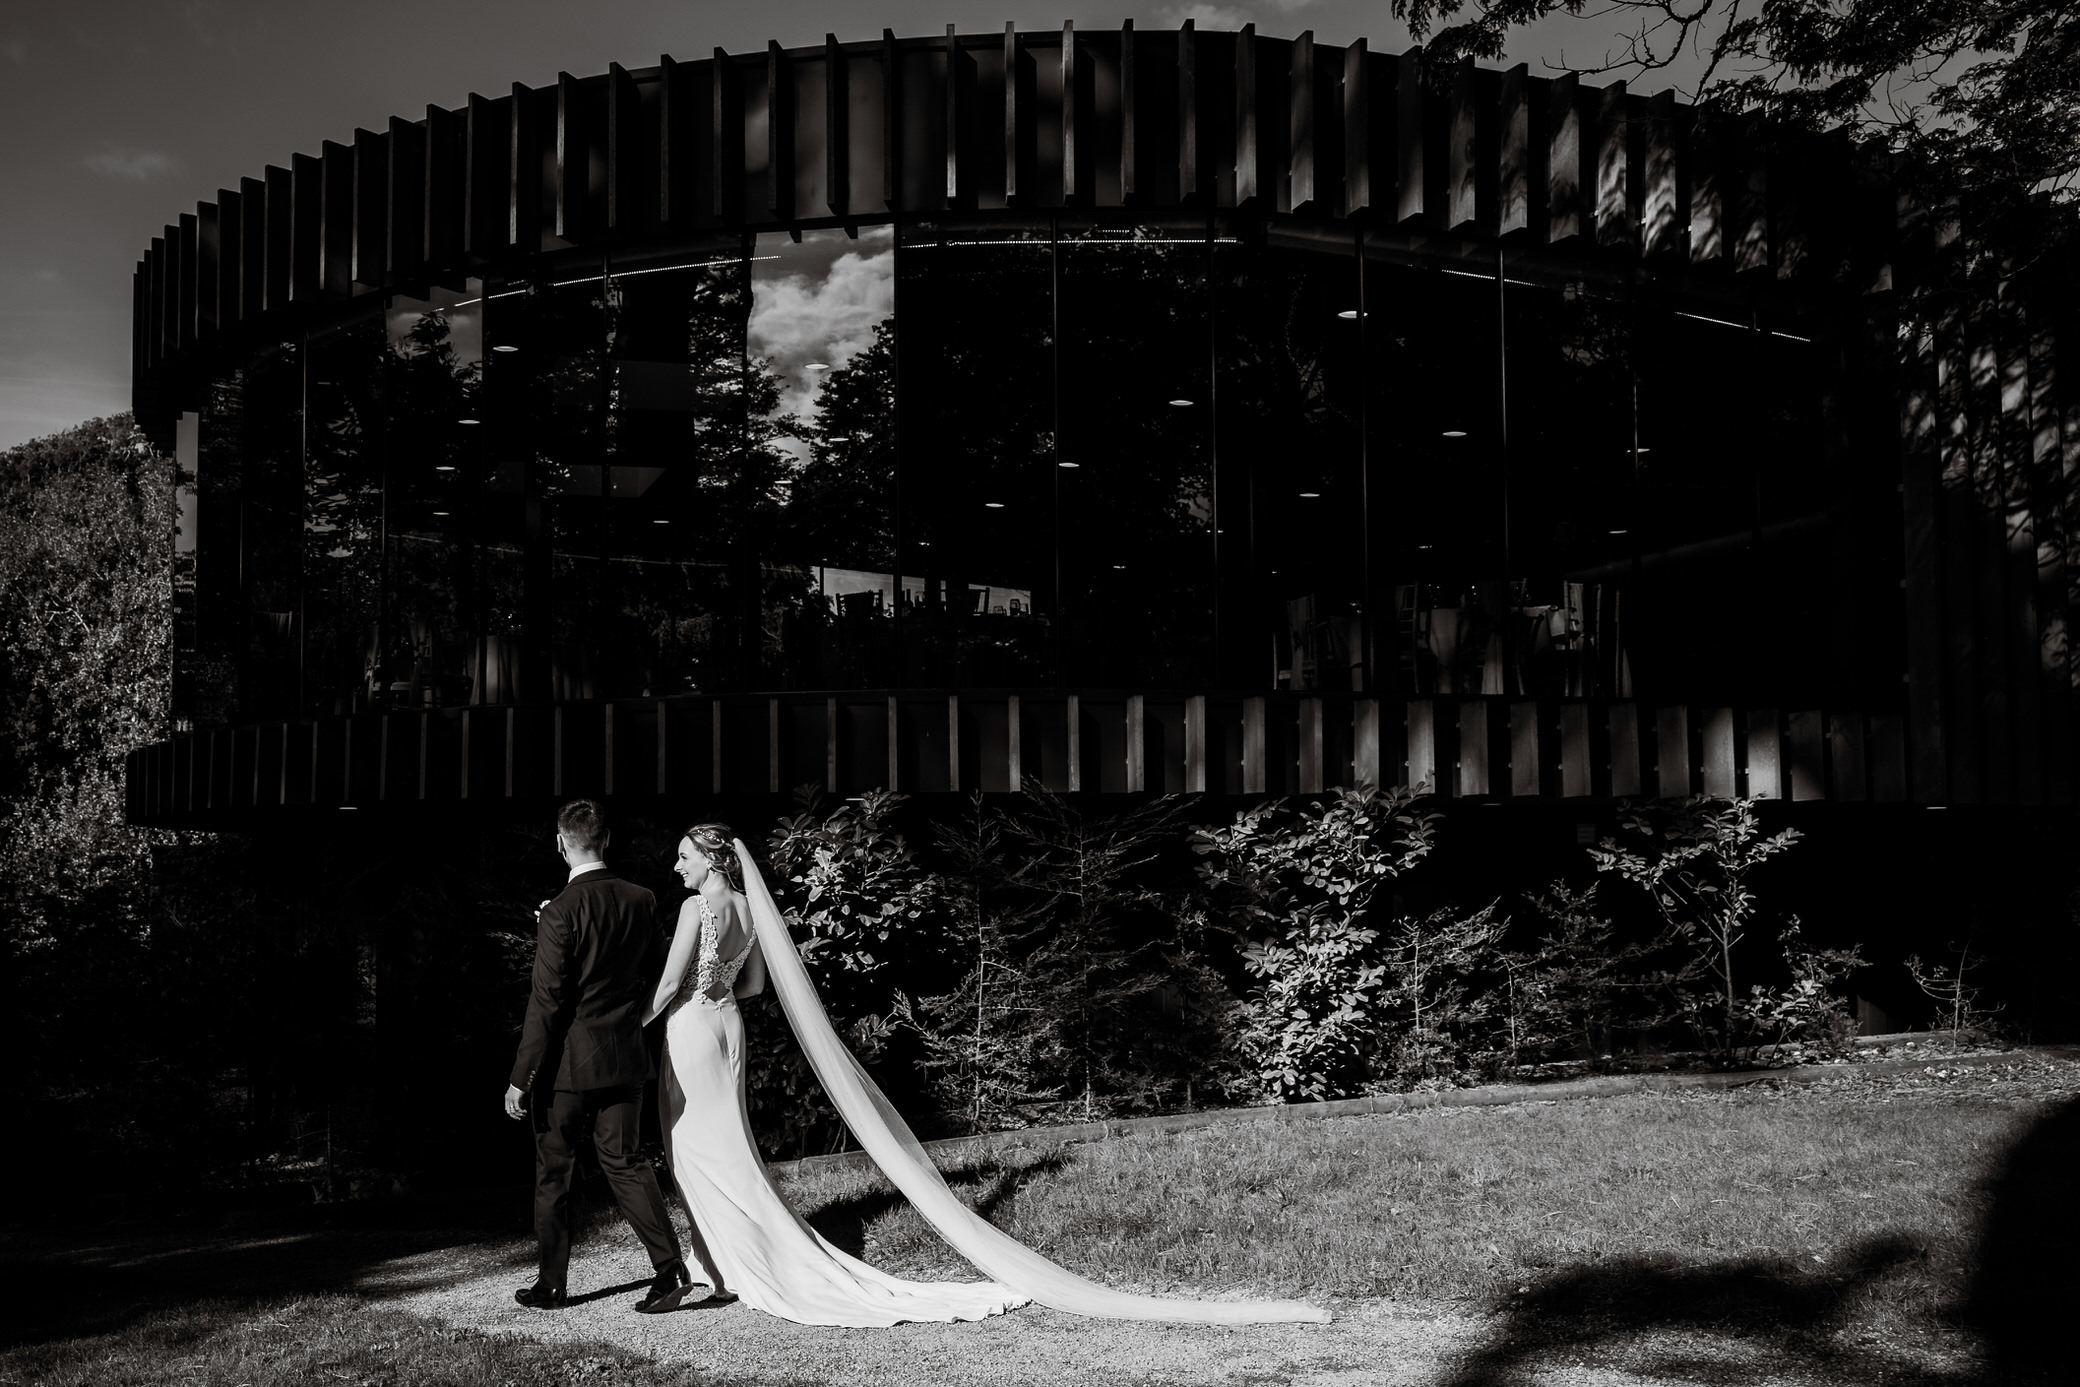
{"left": 1159, "top": 0, "right": 1324, "bottom": 27}
{"left": 84, "top": 146, "right": 176, "bottom": 181}
{"left": 748, "top": 229, "right": 895, "bottom": 428}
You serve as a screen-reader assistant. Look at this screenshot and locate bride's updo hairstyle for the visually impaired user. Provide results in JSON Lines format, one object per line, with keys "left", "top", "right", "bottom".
{"left": 682, "top": 822, "right": 744, "bottom": 893}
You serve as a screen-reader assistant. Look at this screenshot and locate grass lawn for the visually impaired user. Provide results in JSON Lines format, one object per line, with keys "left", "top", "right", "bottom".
{"left": 5, "top": 1054, "right": 2074, "bottom": 1386}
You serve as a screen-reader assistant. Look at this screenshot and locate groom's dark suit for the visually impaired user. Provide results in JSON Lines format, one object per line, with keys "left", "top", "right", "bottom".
{"left": 512, "top": 863, "right": 682, "bottom": 1291}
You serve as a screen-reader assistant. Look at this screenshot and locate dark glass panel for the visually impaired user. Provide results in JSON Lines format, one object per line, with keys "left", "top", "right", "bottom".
{"left": 756, "top": 227, "right": 897, "bottom": 691}
{"left": 1363, "top": 250, "right": 1510, "bottom": 697}
{"left": 1220, "top": 231, "right": 1364, "bottom": 691}
{"left": 1057, "top": 221, "right": 1215, "bottom": 687}
{"left": 1503, "top": 269, "right": 1637, "bottom": 699}
{"left": 600, "top": 240, "right": 754, "bottom": 697}
{"left": 898, "top": 222, "right": 1056, "bottom": 687}
{"left": 239, "top": 340, "right": 305, "bottom": 719}
{"left": 302, "top": 311, "right": 387, "bottom": 716}
{"left": 483, "top": 253, "right": 610, "bottom": 702}
{"left": 383, "top": 281, "right": 485, "bottom": 709}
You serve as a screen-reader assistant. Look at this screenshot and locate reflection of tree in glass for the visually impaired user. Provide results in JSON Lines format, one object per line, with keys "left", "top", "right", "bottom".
{"left": 789, "top": 319, "right": 895, "bottom": 575}
{"left": 302, "top": 316, "right": 386, "bottom": 714}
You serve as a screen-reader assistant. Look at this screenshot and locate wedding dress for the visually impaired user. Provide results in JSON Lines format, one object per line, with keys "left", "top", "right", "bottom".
{"left": 655, "top": 839, "right": 1330, "bottom": 1328}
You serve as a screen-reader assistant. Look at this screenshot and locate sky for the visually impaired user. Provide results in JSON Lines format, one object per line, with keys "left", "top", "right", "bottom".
{"left": 0, "top": 0, "right": 1713, "bottom": 451}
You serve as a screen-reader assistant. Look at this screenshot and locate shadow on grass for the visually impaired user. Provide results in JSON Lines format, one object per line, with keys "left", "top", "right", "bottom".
{"left": 801, "top": 1154, "right": 1067, "bottom": 1258}
{"left": 1446, "top": 1096, "right": 2080, "bottom": 1387}
{"left": 0, "top": 1181, "right": 537, "bottom": 1352}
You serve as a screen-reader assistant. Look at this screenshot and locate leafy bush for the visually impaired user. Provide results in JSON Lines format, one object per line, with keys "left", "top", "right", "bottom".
{"left": 1191, "top": 786, "right": 1441, "bottom": 1101}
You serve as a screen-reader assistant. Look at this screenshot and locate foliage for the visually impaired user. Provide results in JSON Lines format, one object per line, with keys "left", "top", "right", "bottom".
{"left": 752, "top": 786, "right": 947, "bottom": 1157}
{"left": 1741, "top": 921, "right": 1869, "bottom": 1060}
{"left": 1907, "top": 930, "right": 2007, "bottom": 1052}
{"left": 1590, "top": 797, "right": 1804, "bottom": 1056}
{"left": 0, "top": 414, "right": 175, "bottom": 948}
{"left": 1375, "top": 903, "right": 1509, "bottom": 1084}
{"left": 1192, "top": 785, "right": 1440, "bottom": 1101}
{"left": 896, "top": 793, "right": 1065, "bottom": 1134}
{"left": 1395, "top": 0, "right": 2080, "bottom": 272}
{"left": 1499, "top": 882, "right": 1682, "bottom": 1067}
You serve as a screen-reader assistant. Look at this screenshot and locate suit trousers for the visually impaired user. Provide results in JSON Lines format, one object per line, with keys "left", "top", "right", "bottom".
{"left": 532, "top": 1083, "right": 682, "bottom": 1290}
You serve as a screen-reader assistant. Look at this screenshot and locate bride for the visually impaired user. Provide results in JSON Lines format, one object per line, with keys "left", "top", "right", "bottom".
{"left": 640, "top": 822, "right": 1330, "bottom": 1328}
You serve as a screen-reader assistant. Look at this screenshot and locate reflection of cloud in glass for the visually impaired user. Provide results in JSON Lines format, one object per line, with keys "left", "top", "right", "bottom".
{"left": 748, "top": 227, "right": 894, "bottom": 426}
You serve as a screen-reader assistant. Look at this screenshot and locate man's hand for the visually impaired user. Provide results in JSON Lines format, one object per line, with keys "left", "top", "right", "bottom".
{"left": 504, "top": 1084, "right": 527, "bottom": 1120}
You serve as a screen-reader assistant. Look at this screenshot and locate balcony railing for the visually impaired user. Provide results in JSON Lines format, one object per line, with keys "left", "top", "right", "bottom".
{"left": 124, "top": 689, "right": 1920, "bottom": 825}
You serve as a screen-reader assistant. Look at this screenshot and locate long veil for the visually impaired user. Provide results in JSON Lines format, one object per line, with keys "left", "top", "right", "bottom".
{"left": 732, "top": 839, "right": 1332, "bottom": 1324}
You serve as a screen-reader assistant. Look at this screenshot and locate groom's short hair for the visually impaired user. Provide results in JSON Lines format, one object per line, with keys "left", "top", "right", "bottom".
{"left": 557, "top": 799, "right": 609, "bottom": 854}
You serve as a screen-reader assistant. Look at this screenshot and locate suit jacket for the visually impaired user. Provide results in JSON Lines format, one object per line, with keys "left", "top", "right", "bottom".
{"left": 509, "top": 866, "right": 664, "bottom": 1093}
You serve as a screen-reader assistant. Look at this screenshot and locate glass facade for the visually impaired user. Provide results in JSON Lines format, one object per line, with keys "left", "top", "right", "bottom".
{"left": 190, "top": 218, "right": 1853, "bottom": 723}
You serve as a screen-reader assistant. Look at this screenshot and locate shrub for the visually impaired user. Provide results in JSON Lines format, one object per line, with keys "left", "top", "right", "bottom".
{"left": 1192, "top": 785, "right": 1438, "bottom": 1102}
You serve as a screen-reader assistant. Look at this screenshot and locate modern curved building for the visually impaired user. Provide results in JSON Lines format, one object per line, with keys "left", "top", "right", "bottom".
{"left": 124, "top": 22, "right": 2080, "bottom": 825}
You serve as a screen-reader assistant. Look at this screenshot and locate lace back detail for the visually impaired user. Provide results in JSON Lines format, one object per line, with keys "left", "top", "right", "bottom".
{"left": 687, "top": 894, "right": 755, "bottom": 1003}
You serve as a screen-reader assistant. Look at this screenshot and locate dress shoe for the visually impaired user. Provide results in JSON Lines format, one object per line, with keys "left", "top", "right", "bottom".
{"left": 513, "top": 1283, "right": 567, "bottom": 1310}
{"left": 634, "top": 1259, "right": 694, "bottom": 1315}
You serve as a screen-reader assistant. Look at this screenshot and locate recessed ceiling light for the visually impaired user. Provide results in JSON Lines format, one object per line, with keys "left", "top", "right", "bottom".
{"left": 1418, "top": 544, "right": 1434, "bottom": 550}
{"left": 1168, "top": 398, "right": 1194, "bottom": 407}
{"left": 1635, "top": 447, "right": 1653, "bottom": 454}
{"left": 1112, "top": 564, "right": 1126, "bottom": 570}
{"left": 1298, "top": 491, "right": 1320, "bottom": 498}
{"left": 1058, "top": 461, "right": 1079, "bottom": 469}
{"left": 459, "top": 418, "right": 480, "bottom": 425}
{"left": 1441, "top": 429, "right": 1466, "bottom": 438}
{"left": 435, "top": 465, "right": 456, "bottom": 471}
{"left": 985, "top": 502, "right": 1005, "bottom": 508}
{"left": 432, "top": 510, "right": 449, "bottom": 516}
{"left": 805, "top": 362, "right": 829, "bottom": 371}
{"left": 493, "top": 344, "right": 518, "bottom": 353}
{"left": 654, "top": 519, "right": 670, "bottom": 525}
{"left": 1609, "top": 528, "right": 1628, "bottom": 535}
{"left": 1337, "top": 310, "right": 1361, "bottom": 320}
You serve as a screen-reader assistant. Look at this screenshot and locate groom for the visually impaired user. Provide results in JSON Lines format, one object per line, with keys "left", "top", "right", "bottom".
{"left": 505, "top": 799, "right": 695, "bottom": 1313}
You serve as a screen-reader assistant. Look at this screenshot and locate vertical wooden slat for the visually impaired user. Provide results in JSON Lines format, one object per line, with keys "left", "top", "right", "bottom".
{"left": 1298, "top": 697, "right": 1323, "bottom": 793}
{"left": 195, "top": 202, "right": 218, "bottom": 341}
{"left": 1497, "top": 63, "right": 1529, "bottom": 237}
{"left": 1900, "top": 315, "right": 1948, "bottom": 800}
{"left": 1406, "top": 698, "right": 1437, "bottom": 793}
{"left": 1687, "top": 111, "right": 1724, "bottom": 265}
{"left": 945, "top": 694, "right": 959, "bottom": 792}
{"left": 1787, "top": 710, "right": 1825, "bottom": 801}
{"left": 417, "top": 713, "right": 429, "bottom": 800}
{"left": 1733, "top": 133, "right": 1769, "bottom": 273}
{"left": 1067, "top": 693, "right": 1083, "bottom": 792}
{"left": 1002, "top": 23, "right": 1018, "bottom": 204}
{"left": 2030, "top": 302, "right": 2074, "bottom": 804}
{"left": 423, "top": 105, "right": 461, "bottom": 269}
{"left": 1242, "top": 696, "right": 1267, "bottom": 794}
{"left": 713, "top": 47, "right": 743, "bottom": 220}
{"left": 1560, "top": 702, "right": 1591, "bottom": 797}
{"left": 1653, "top": 706, "right": 1690, "bottom": 798}
{"left": 1608, "top": 703, "right": 1641, "bottom": 797}
{"left": 1177, "top": 19, "right": 1198, "bottom": 200}
{"left": 1447, "top": 57, "right": 1478, "bottom": 231}
{"left": 504, "top": 708, "right": 516, "bottom": 798}
{"left": 826, "top": 697, "right": 839, "bottom": 793}
{"left": 1120, "top": 19, "right": 1137, "bottom": 201}
{"left": 882, "top": 30, "right": 901, "bottom": 208}
{"left": 655, "top": 699, "right": 668, "bottom": 795}
{"left": 603, "top": 703, "right": 615, "bottom": 796}
{"left": 555, "top": 73, "right": 585, "bottom": 241}
{"left": 511, "top": 82, "right": 542, "bottom": 253}
{"left": 239, "top": 175, "right": 267, "bottom": 320}
{"left": 711, "top": 701, "right": 723, "bottom": 795}
{"left": 887, "top": 696, "right": 900, "bottom": 790}
{"left": 1592, "top": 82, "right": 1630, "bottom": 250}
{"left": 1829, "top": 713, "right": 1868, "bottom": 801}
{"left": 386, "top": 115, "right": 425, "bottom": 277}
{"left": 658, "top": 54, "right": 688, "bottom": 224}
{"left": 1702, "top": 707, "right": 1736, "bottom": 798}
{"left": 1127, "top": 693, "right": 1147, "bottom": 792}
{"left": 288, "top": 154, "right": 321, "bottom": 302}
{"left": 826, "top": 34, "right": 850, "bottom": 216}
{"left": 1395, "top": 47, "right": 1425, "bottom": 227}
{"left": 1999, "top": 281, "right": 2044, "bottom": 803}
{"left": 1546, "top": 73, "right": 1581, "bottom": 242}
{"left": 1234, "top": 23, "right": 1259, "bottom": 208}
{"left": 176, "top": 213, "right": 196, "bottom": 349}
{"left": 350, "top": 127, "right": 386, "bottom": 288}
{"left": 1968, "top": 290, "right": 2013, "bottom": 802}
{"left": 1642, "top": 89, "right": 1680, "bottom": 257}
{"left": 1186, "top": 695, "right": 1209, "bottom": 792}
{"left": 553, "top": 706, "right": 564, "bottom": 797}
{"left": 461, "top": 709, "right": 473, "bottom": 799}
{"left": 1343, "top": 39, "right": 1370, "bottom": 215}
{"left": 1008, "top": 694, "right": 1023, "bottom": 789}
{"left": 1289, "top": 29, "right": 1315, "bottom": 212}
{"left": 769, "top": 698, "right": 782, "bottom": 794}
{"left": 1062, "top": 21, "right": 1078, "bottom": 203}
{"left": 1509, "top": 701, "right": 1540, "bottom": 797}
{"left": 767, "top": 41, "right": 794, "bottom": 220}
{"left": 378, "top": 718, "right": 391, "bottom": 802}
{"left": 1458, "top": 700, "right": 1490, "bottom": 797}
{"left": 1352, "top": 697, "right": 1379, "bottom": 790}
{"left": 944, "top": 25, "right": 960, "bottom": 205}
